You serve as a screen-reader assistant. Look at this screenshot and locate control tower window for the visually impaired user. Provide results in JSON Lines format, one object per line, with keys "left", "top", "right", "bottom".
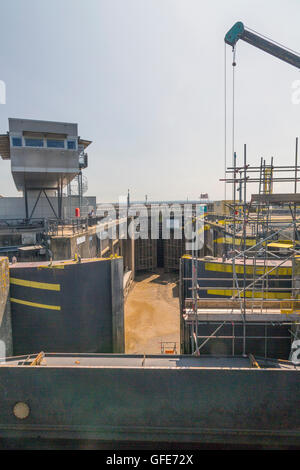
{"left": 47, "top": 139, "right": 65, "bottom": 148}
{"left": 25, "top": 138, "right": 44, "bottom": 147}
{"left": 12, "top": 137, "right": 22, "bottom": 147}
{"left": 67, "top": 140, "right": 76, "bottom": 150}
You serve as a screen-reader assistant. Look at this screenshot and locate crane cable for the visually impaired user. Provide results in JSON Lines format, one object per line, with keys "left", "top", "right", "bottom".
{"left": 232, "top": 46, "right": 236, "bottom": 174}
{"left": 224, "top": 43, "right": 237, "bottom": 256}
{"left": 224, "top": 45, "right": 237, "bottom": 198}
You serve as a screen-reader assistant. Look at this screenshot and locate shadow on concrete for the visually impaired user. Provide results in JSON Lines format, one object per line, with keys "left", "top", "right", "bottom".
{"left": 172, "top": 283, "right": 179, "bottom": 298}
{"left": 133, "top": 269, "right": 179, "bottom": 298}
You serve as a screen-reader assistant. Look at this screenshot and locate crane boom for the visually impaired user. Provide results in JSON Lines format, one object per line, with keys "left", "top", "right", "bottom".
{"left": 225, "top": 21, "right": 300, "bottom": 69}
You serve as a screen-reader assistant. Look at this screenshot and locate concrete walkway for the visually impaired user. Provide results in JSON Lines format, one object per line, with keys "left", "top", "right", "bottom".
{"left": 124, "top": 269, "right": 180, "bottom": 354}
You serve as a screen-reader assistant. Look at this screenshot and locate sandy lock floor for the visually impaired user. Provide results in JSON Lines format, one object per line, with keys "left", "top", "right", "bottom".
{"left": 125, "top": 269, "right": 180, "bottom": 354}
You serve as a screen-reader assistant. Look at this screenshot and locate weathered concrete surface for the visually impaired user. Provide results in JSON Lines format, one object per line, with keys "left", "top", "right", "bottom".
{"left": 125, "top": 269, "right": 180, "bottom": 354}
{"left": 50, "top": 229, "right": 99, "bottom": 260}
{"left": 0, "top": 361, "right": 299, "bottom": 447}
{"left": 0, "top": 257, "right": 12, "bottom": 356}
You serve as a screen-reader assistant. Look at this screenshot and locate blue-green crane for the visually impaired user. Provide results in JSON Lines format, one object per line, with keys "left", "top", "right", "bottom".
{"left": 225, "top": 21, "right": 300, "bottom": 69}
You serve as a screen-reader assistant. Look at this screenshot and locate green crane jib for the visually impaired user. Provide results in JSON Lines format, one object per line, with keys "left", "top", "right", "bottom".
{"left": 225, "top": 21, "right": 300, "bottom": 69}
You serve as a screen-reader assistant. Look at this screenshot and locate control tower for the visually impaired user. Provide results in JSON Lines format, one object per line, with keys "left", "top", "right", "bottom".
{"left": 0, "top": 118, "right": 91, "bottom": 220}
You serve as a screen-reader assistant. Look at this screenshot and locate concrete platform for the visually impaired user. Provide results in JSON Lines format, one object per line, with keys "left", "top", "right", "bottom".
{"left": 0, "top": 353, "right": 298, "bottom": 448}
{"left": 2, "top": 353, "right": 253, "bottom": 369}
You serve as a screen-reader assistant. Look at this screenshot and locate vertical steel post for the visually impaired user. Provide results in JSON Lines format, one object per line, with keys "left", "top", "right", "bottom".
{"left": 24, "top": 185, "right": 29, "bottom": 222}
{"left": 242, "top": 144, "right": 247, "bottom": 355}
{"left": 294, "top": 137, "right": 298, "bottom": 225}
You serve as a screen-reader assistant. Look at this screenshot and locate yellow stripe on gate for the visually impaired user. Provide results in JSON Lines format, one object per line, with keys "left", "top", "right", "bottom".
{"left": 204, "top": 262, "right": 292, "bottom": 276}
{"left": 10, "top": 277, "right": 61, "bottom": 291}
{"left": 214, "top": 237, "right": 256, "bottom": 246}
{"left": 10, "top": 298, "right": 61, "bottom": 311}
{"left": 206, "top": 289, "right": 291, "bottom": 299}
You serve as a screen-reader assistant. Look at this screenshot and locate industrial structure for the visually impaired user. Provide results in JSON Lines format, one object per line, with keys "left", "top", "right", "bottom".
{"left": 180, "top": 20, "right": 300, "bottom": 359}
{"left": 0, "top": 20, "right": 300, "bottom": 449}
{"left": 0, "top": 118, "right": 98, "bottom": 261}
{"left": 0, "top": 118, "right": 91, "bottom": 221}
{"left": 181, "top": 152, "right": 300, "bottom": 356}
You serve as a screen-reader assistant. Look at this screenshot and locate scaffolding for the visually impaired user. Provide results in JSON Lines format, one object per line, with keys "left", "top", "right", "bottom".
{"left": 181, "top": 139, "right": 300, "bottom": 358}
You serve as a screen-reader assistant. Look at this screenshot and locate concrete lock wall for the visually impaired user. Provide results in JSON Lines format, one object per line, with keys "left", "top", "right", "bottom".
{"left": 180, "top": 256, "right": 292, "bottom": 300}
{"left": 50, "top": 231, "right": 99, "bottom": 260}
{"left": 9, "top": 257, "right": 124, "bottom": 355}
{"left": 0, "top": 257, "right": 13, "bottom": 357}
{"left": 182, "top": 320, "right": 292, "bottom": 357}
{"left": 0, "top": 364, "right": 298, "bottom": 446}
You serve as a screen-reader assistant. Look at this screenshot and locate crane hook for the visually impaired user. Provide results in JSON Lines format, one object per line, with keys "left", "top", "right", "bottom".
{"left": 232, "top": 46, "right": 237, "bottom": 66}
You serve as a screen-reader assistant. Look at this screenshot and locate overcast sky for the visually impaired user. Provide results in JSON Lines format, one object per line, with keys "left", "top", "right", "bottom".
{"left": 0, "top": 0, "right": 300, "bottom": 202}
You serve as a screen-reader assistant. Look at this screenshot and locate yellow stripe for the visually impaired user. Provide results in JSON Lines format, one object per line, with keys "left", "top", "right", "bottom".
{"left": 38, "top": 265, "right": 64, "bottom": 269}
{"left": 205, "top": 262, "right": 292, "bottom": 276}
{"left": 214, "top": 237, "right": 299, "bottom": 248}
{"left": 214, "top": 237, "right": 256, "bottom": 246}
{"left": 10, "top": 298, "right": 61, "bottom": 311}
{"left": 267, "top": 242, "right": 293, "bottom": 248}
{"left": 10, "top": 277, "right": 60, "bottom": 291}
{"left": 206, "top": 289, "right": 291, "bottom": 299}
